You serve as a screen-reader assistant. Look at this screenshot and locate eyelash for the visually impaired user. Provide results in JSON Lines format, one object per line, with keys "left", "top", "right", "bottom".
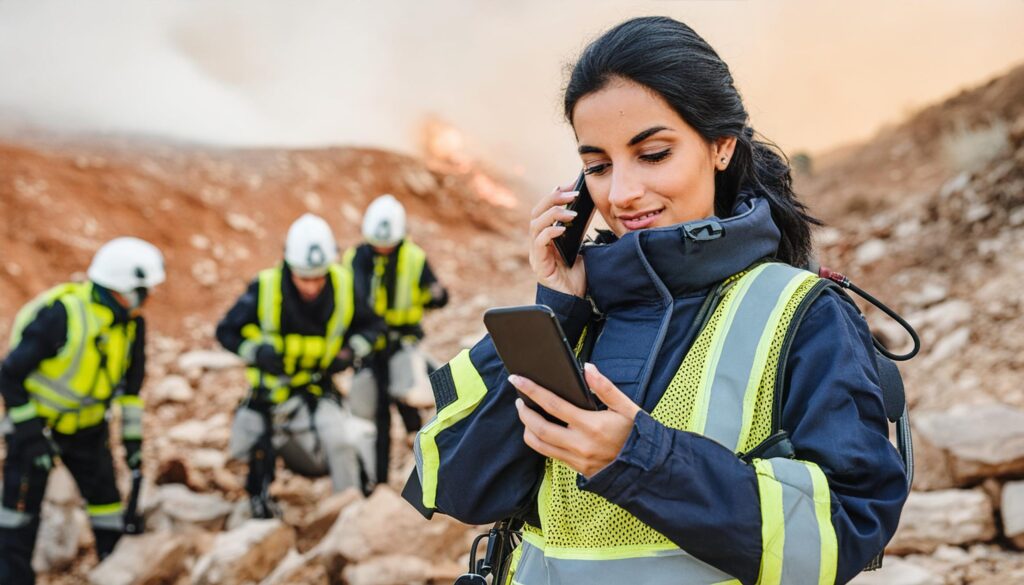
{"left": 584, "top": 148, "right": 672, "bottom": 176}
{"left": 641, "top": 148, "right": 671, "bottom": 163}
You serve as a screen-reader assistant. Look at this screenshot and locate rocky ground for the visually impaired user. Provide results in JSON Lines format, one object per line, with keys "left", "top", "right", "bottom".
{"left": 1, "top": 63, "right": 1022, "bottom": 584}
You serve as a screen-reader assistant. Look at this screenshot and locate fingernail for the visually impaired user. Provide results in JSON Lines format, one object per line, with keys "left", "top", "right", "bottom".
{"left": 515, "top": 398, "right": 524, "bottom": 409}
{"left": 508, "top": 374, "right": 521, "bottom": 386}
{"left": 562, "top": 191, "right": 579, "bottom": 199}
{"left": 565, "top": 209, "right": 578, "bottom": 217}
{"left": 584, "top": 362, "right": 596, "bottom": 372}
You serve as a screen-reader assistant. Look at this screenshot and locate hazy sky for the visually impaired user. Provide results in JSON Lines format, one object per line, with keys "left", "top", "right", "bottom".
{"left": 1, "top": 0, "right": 1022, "bottom": 191}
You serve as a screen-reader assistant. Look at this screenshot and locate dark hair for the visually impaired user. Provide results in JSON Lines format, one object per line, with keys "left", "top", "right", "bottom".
{"left": 564, "top": 16, "right": 819, "bottom": 267}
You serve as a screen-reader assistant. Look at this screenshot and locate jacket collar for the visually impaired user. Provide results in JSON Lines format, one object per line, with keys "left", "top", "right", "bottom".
{"left": 581, "top": 194, "right": 781, "bottom": 313}
{"left": 90, "top": 283, "right": 131, "bottom": 324}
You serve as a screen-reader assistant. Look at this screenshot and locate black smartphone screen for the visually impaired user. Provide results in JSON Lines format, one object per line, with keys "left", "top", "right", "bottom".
{"left": 553, "top": 172, "right": 595, "bottom": 268}
{"left": 484, "top": 305, "right": 597, "bottom": 424}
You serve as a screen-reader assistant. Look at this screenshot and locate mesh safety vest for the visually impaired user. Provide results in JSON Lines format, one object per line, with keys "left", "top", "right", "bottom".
{"left": 9, "top": 282, "right": 138, "bottom": 436}
{"left": 418, "top": 263, "right": 839, "bottom": 585}
{"left": 240, "top": 265, "right": 354, "bottom": 404}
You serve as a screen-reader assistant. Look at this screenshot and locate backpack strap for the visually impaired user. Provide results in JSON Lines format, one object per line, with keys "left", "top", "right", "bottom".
{"left": 766, "top": 278, "right": 914, "bottom": 572}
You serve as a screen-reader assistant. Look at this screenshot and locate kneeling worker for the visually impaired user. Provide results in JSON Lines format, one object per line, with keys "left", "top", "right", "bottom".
{"left": 0, "top": 237, "right": 165, "bottom": 585}
{"left": 217, "top": 213, "right": 384, "bottom": 517}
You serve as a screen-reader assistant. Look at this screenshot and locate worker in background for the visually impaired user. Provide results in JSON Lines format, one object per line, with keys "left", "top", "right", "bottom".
{"left": 217, "top": 213, "right": 383, "bottom": 517}
{"left": 0, "top": 237, "right": 164, "bottom": 585}
{"left": 344, "top": 194, "right": 449, "bottom": 486}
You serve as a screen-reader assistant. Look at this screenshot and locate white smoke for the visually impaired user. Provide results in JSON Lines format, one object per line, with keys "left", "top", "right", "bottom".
{"left": 1, "top": 0, "right": 1022, "bottom": 193}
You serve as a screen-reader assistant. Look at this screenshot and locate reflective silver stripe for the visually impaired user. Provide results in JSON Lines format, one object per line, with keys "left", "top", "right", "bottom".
{"left": 89, "top": 512, "right": 123, "bottom": 531}
{"left": 702, "top": 264, "right": 807, "bottom": 451}
{"left": 26, "top": 294, "right": 94, "bottom": 410}
{"left": 514, "top": 539, "right": 738, "bottom": 585}
{"left": 412, "top": 427, "right": 426, "bottom": 484}
{"left": 26, "top": 372, "right": 99, "bottom": 409}
{"left": 0, "top": 507, "right": 35, "bottom": 528}
{"left": 122, "top": 405, "right": 143, "bottom": 439}
{"left": 769, "top": 458, "right": 824, "bottom": 584}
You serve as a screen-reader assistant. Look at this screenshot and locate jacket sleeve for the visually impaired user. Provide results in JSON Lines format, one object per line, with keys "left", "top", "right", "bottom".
{"left": 420, "top": 260, "right": 449, "bottom": 309}
{"left": 215, "top": 280, "right": 262, "bottom": 362}
{"left": 578, "top": 288, "right": 908, "bottom": 585}
{"left": 114, "top": 316, "right": 146, "bottom": 441}
{"left": 0, "top": 303, "right": 68, "bottom": 411}
{"left": 346, "top": 289, "right": 387, "bottom": 356}
{"left": 411, "top": 285, "right": 592, "bottom": 524}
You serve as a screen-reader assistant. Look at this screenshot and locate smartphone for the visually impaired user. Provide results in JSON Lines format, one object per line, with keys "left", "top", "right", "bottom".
{"left": 552, "top": 172, "right": 596, "bottom": 268}
{"left": 483, "top": 305, "right": 597, "bottom": 423}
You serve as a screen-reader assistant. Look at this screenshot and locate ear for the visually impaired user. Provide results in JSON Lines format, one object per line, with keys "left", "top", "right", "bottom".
{"left": 713, "top": 136, "right": 738, "bottom": 171}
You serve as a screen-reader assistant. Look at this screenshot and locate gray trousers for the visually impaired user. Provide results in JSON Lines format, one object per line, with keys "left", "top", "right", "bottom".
{"left": 228, "top": 396, "right": 377, "bottom": 492}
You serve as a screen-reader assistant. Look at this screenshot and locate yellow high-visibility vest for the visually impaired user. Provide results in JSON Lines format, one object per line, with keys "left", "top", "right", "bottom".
{"left": 417, "top": 263, "right": 839, "bottom": 585}
{"left": 240, "top": 264, "right": 354, "bottom": 404}
{"left": 344, "top": 240, "right": 428, "bottom": 328}
{"left": 9, "top": 282, "right": 137, "bottom": 435}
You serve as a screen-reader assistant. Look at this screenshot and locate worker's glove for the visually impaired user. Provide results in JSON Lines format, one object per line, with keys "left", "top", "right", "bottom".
{"left": 348, "top": 335, "right": 373, "bottom": 360}
{"left": 9, "top": 416, "right": 54, "bottom": 471}
{"left": 255, "top": 344, "right": 286, "bottom": 376}
{"left": 123, "top": 439, "right": 143, "bottom": 471}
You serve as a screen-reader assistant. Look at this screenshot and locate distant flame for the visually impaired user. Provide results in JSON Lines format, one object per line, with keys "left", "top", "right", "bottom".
{"left": 471, "top": 172, "right": 518, "bottom": 209}
{"left": 420, "top": 117, "right": 472, "bottom": 173}
{"left": 419, "top": 116, "right": 518, "bottom": 208}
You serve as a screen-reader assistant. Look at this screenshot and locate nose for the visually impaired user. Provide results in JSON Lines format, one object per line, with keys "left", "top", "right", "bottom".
{"left": 607, "top": 167, "right": 644, "bottom": 210}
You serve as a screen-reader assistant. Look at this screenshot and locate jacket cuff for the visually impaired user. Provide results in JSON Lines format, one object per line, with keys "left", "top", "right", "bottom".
{"left": 535, "top": 285, "right": 592, "bottom": 347}
{"left": 577, "top": 410, "right": 674, "bottom": 502}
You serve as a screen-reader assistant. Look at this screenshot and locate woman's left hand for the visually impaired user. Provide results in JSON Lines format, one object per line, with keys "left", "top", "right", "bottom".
{"left": 512, "top": 363, "right": 642, "bottom": 478}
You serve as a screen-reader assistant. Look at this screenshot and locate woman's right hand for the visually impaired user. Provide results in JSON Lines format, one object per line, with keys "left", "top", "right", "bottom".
{"left": 529, "top": 183, "right": 587, "bottom": 298}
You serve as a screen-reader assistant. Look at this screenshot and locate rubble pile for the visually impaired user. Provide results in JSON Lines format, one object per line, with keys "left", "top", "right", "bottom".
{"left": 803, "top": 67, "right": 1024, "bottom": 584}
{"left": 0, "top": 64, "right": 1021, "bottom": 585}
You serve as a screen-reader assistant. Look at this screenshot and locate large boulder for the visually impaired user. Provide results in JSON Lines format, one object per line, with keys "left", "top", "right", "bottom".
{"left": 192, "top": 519, "right": 295, "bottom": 585}
{"left": 147, "top": 375, "right": 195, "bottom": 405}
{"left": 342, "top": 554, "right": 463, "bottom": 585}
{"left": 31, "top": 503, "right": 80, "bottom": 573}
{"left": 849, "top": 557, "right": 943, "bottom": 585}
{"left": 297, "top": 488, "right": 363, "bottom": 552}
{"left": 88, "top": 532, "right": 192, "bottom": 585}
{"left": 914, "top": 404, "right": 1024, "bottom": 484}
{"left": 310, "top": 486, "right": 468, "bottom": 565}
{"left": 146, "top": 484, "right": 235, "bottom": 532}
{"left": 908, "top": 425, "right": 956, "bottom": 491}
{"left": 43, "top": 465, "right": 80, "bottom": 506}
{"left": 1001, "top": 480, "right": 1024, "bottom": 549}
{"left": 165, "top": 413, "right": 231, "bottom": 448}
{"left": 887, "top": 488, "right": 996, "bottom": 554}
{"left": 177, "top": 349, "right": 243, "bottom": 372}
{"left": 259, "top": 549, "right": 329, "bottom": 585}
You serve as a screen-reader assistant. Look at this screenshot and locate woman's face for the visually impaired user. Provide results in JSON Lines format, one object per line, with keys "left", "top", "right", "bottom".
{"left": 572, "top": 77, "right": 736, "bottom": 236}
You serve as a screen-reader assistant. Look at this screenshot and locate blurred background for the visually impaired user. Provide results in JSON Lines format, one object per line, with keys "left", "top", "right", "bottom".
{"left": 1, "top": 1, "right": 1023, "bottom": 584}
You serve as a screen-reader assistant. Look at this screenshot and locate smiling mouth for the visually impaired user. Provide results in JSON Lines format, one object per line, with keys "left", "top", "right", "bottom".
{"left": 619, "top": 208, "right": 664, "bottom": 230}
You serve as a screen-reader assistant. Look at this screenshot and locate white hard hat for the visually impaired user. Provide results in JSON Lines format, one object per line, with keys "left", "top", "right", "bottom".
{"left": 284, "top": 213, "right": 338, "bottom": 277}
{"left": 87, "top": 237, "right": 166, "bottom": 294}
{"left": 362, "top": 194, "right": 406, "bottom": 248}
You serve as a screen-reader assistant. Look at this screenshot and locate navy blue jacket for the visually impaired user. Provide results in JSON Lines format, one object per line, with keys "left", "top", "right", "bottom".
{"left": 426, "top": 197, "right": 907, "bottom": 585}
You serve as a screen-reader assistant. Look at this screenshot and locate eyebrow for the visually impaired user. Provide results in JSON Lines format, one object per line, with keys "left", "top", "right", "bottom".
{"left": 577, "top": 126, "right": 672, "bottom": 155}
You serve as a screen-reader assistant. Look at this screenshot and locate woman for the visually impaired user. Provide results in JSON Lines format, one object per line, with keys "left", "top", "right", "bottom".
{"left": 408, "top": 16, "right": 907, "bottom": 585}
